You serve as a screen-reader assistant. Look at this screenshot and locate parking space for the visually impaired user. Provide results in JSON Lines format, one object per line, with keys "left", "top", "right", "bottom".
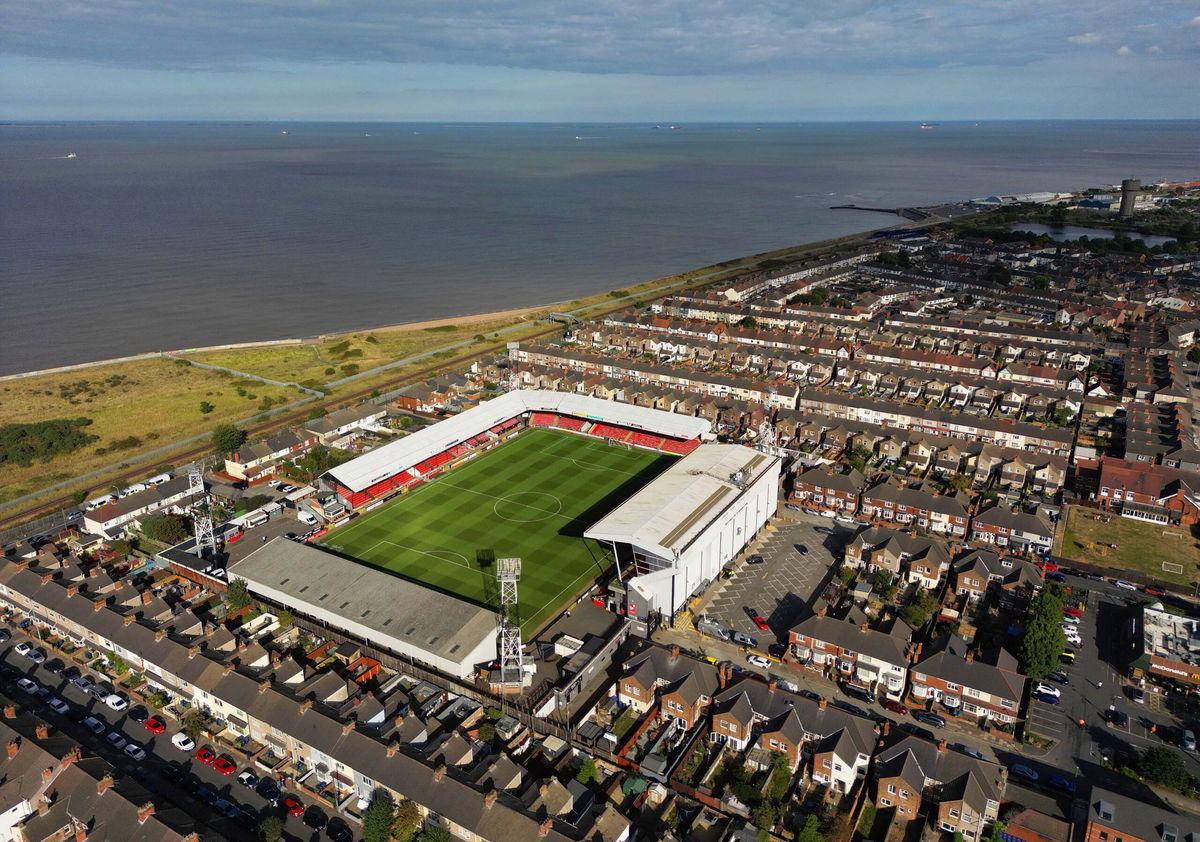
{"left": 703, "top": 517, "right": 849, "bottom": 647}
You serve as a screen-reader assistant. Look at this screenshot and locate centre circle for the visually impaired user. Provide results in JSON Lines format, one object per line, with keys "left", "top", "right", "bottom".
{"left": 493, "top": 491, "right": 562, "bottom": 523}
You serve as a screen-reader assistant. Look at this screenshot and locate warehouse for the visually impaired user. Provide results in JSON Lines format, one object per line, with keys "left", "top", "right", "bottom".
{"left": 228, "top": 539, "right": 498, "bottom": 679}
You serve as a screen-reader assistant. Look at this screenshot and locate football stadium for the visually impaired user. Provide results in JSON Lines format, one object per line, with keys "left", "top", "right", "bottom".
{"left": 228, "top": 391, "right": 780, "bottom": 682}
{"left": 318, "top": 428, "right": 676, "bottom": 634}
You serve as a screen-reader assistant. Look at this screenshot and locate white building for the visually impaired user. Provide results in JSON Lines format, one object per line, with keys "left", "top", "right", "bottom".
{"left": 586, "top": 445, "right": 780, "bottom": 621}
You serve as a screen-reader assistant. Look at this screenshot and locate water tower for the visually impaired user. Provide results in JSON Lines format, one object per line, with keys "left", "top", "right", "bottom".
{"left": 1119, "top": 179, "right": 1140, "bottom": 220}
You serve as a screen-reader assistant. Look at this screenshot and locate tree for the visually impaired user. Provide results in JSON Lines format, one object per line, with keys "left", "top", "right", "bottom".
{"left": 576, "top": 758, "right": 600, "bottom": 785}
{"left": 1032, "top": 275, "right": 1051, "bottom": 290}
{"left": 1139, "top": 745, "right": 1191, "bottom": 790}
{"left": 277, "top": 609, "right": 294, "bottom": 628}
{"left": 1020, "top": 582, "right": 1067, "bottom": 680}
{"left": 211, "top": 423, "right": 247, "bottom": 456}
{"left": 1188, "top": 347, "right": 1200, "bottom": 364}
{"left": 984, "top": 264, "right": 1012, "bottom": 286}
{"left": 141, "top": 514, "right": 189, "bottom": 545}
{"left": 949, "top": 473, "right": 973, "bottom": 492}
{"left": 199, "top": 401, "right": 215, "bottom": 414}
{"left": 796, "top": 814, "right": 824, "bottom": 842}
{"left": 258, "top": 815, "right": 283, "bottom": 842}
{"left": 477, "top": 722, "right": 496, "bottom": 742}
{"left": 0, "top": 418, "right": 98, "bottom": 468}
{"left": 361, "top": 796, "right": 395, "bottom": 842}
{"left": 72, "top": 489, "right": 88, "bottom": 505}
{"left": 391, "top": 800, "right": 422, "bottom": 842}
{"left": 751, "top": 801, "right": 779, "bottom": 832}
{"left": 739, "top": 316, "right": 758, "bottom": 329}
{"left": 224, "top": 578, "right": 253, "bottom": 612}
{"left": 847, "top": 444, "right": 873, "bottom": 473}
{"left": 416, "top": 828, "right": 452, "bottom": 842}
{"left": 180, "top": 710, "right": 208, "bottom": 740}
{"left": 109, "top": 538, "right": 134, "bottom": 558}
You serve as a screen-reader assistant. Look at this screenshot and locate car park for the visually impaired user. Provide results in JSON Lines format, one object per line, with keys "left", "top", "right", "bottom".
{"left": 144, "top": 717, "right": 166, "bottom": 734}
{"left": 913, "top": 711, "right": 946, "bottom": 728}
{"left": 15, "top": 677, "right": 39, "bottom": 693}
{"left": 171, "top": 732, "right": 196, "bottom": 752}
{"left": 106, "top": 731, "right": 128, "bottom": 751}
{"left": 747, "top": 654, "right": 771, "bottom": 669}
{"left": 124, "top": 742, "right": 147, "bottom": 761}
{"left": 1034, "top": 683, "right": 1060, "bottom": 698}
{"left": 46, "top": 696, "right": 70, "bottom": 715}
{"left": 81, "top": 715, "right": 106, "bottom": 735}
{"left": 1114, "top": 579, "right": 1138, "bottom": 591}
{"left": 1010, "top": 764, "right": 1039, "bottom": 782}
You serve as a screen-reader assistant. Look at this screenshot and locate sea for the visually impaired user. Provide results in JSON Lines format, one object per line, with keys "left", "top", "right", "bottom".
{"left": 2, "top": 120, "right": 1197, "bottom": 375}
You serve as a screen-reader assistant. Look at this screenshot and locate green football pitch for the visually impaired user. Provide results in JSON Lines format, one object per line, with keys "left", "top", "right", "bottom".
{"left": 319, "top": 429, "right": 676, "bottom": 633}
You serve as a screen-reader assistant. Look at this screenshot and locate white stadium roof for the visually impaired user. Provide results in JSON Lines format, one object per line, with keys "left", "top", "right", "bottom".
{"left": 326, "top": 389, "right": 711, "bottom": 492}
{"left": 585, "top": 444, "right": 779, "bottom": 559}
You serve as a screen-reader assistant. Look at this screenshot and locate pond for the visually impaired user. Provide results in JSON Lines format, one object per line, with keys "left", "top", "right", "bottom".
{"left": 1009, "top": 223, "right": 1174, "bottom": 247}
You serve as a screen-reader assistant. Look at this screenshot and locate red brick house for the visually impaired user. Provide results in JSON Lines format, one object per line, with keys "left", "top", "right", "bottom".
{"left": 790, "top": 467, "right": 864, "bottom": 513}
{"left": 1096, "top": 458, "right": 1200, "bottom": 527}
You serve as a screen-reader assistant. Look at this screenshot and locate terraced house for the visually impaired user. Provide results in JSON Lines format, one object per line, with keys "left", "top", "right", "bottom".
{"left": 790, "top": 467, "right": 864, "bottom": 513}
{"left": 615, "top": 645, "right": 718, "bottom": 730}
{"left": 788, "top": 608, "right": 912, "bottom": 702}
{"left": 858, "top": 481, "right": 970, "bottom": 537}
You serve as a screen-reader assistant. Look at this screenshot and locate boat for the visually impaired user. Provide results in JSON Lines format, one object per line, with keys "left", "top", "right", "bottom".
{"left": 66, "top": 152, "right": 77, "bottom": 158}
{"left": 920, "top": 123, "right": 935, "bottom": 130}
{"left": 280, "top": 130, "right": 288, "bottom": 135}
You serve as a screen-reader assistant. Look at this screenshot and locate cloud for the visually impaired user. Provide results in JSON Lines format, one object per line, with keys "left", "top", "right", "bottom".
{"left": 0, "top": 0, "right": 1189, "bottom": 76}
{"left": 1116, "top": 45, "right": 1134, "bottom": 56}
{"left": 1148, "top": 45, "right": 1163, "bottom": 54}
{"left": 1192, "top": 15, "right": 1200, "bottom": 25}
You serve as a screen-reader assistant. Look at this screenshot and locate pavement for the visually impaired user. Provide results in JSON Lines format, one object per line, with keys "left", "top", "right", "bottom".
{"left": 2, "top": 626, "right": 350, "bottom": 842}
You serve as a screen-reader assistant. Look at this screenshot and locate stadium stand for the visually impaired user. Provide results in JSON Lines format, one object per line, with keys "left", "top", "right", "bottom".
{"left": 530, "top": 412, "right": 557, "bottom": 428}
{"left": 555, "top": 415, "right": 586, "bottom": 432}
{"left": 661, "top": 438, "right": 702, "bottom": 456}
{"left": 628, "top": 431, "right": 664, "bottom": 451}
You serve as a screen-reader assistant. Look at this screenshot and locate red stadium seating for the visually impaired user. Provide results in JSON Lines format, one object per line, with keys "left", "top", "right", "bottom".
{"left": 530, "top": 412, "right": 557, "bottom": 428}
{"left": 628, "top": 431, "right": 664, "bottom": 450}
{"left": 345, "top": 491, "right": 371, "bottom": 508}
{"left": 364, "top": 479, "right": 393, "bottom": 499}
{"left": 588, "top": 422, "right": 627, "bottom": 441}
{"left": 555, "top": 415, "right": 586, "bottom": 431}
{"left": 661, "top": 438, "right": 701, "bottom": 455}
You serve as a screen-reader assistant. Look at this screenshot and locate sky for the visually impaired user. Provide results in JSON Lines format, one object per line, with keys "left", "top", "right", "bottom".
{"left": 1, "top": 0, "right": 1198, "bottom": 121}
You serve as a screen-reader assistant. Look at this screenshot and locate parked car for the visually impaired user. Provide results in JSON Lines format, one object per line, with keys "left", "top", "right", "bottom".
{"left": 1047, "top": 572, "right": 1067, "bottom": 583}
{"left": 280, "top": 796, "right": 304, "bottom": 817}
{"left": 841, "top": 683, "right": 877, "bottom": 705}
{"left": 1106, "top": 709, "right": 1130, "bottom": 728}
{"left": 795, "top": 544, "right": 810, "bottom": 556}
{"left": 171, "top": 732, "right": 196, "bottom": 752}
{"left": 127, "top": 705, "right": 149, "bottom": 723}
{"left": 1034, "top": 683, "right": 1060, "bottom": 698}
{"left": 1063, "top": 607, "right": 1083, "bottom": 618}
{"left": 751, "top": 615, "right": 770, "bottom": 632}
{"left": 1034, "top": 693, "right": 1060, "bottom": 706}
{"left": 144, "top": 717, "right": 166, "bottom": 734}
{"left": 1010, "top": 763, "right": 1039, "bottom": 782}
{"left": 1184, "top": 730, "right": 1197, "bottom": 751}
{"left": 106, "top": 731, "right": 128, "bottom": 750}
{"left": 882, "top": 700, "right": 909, "bottom": 716}
{"left": 237, "top": 770, "right": 259, "bottom": 789}
{"left": 194, "top": 746, "right": 216, "bottom": 765}
{"left": 747, "top": 654, "right": 771, "bottom": 670}
{"left": 43, "top": 658, "right": 65, "bottom": 674}
{"left": 303, "top": 806, "right": 328, "bottom": 830}
{"left": 104, "top": 693, "right": 129, "bottom": 712}
{"left": 1059, "top": 651, "right": 1076, "bottom": 664}
{"left": 255, "top": 777, "right": 281, "bottom": 804}
{"left": 836, "top": 701, "right": 871, "bottom": 719}
{"left": 913, "top": 711, "right": 946, "bottom": 728}
{"left": 731, "top": 632, "right": 758, "bottom": 647}
{"left": 14, "top": 641, "right": 33, "bottom": 656}
{"left": 212, "top": 757, "right": 237, "bottom": 776}
{"left": 71, "top": 676, "right": 94, "bottom": 693}
{"left": 61, "top": 666, "right": 81, "bottom": 682}
{"left": 1144, "top": 586, "right": 1166, "bottom": 596}
{"left": 81, "top": 715, "right": 106, "bottom": 735}
{"left": 327, "top": 820, "right": 354, "bottom": 842}
{"left": 15, "top": 678, "right": 39, "bottom": 694}
{"left": 1129, "top": 687, "right": 1146, "bottom": 704}
{"left": 745, "top": 554, "right": 764, "bottom": 565}
{"left": 1047, "top": 671, "right": 1070, "bottom": 685}
{"left": 1113, "top": 579, "right": 1138, "bottom": 590}
{"left": 46, "top": 696, "right": 70, "bottom": 715}
{"left": 297, "top": 510, "right": 318, "bottom": 525}
{"left": 1047, "top": 775, "right": 1075, "bottom": 793}
{"left": 813, "top": 526, "right": 837, "bottom": 536}
{"left": 953, "top": 744, "right": 985, "bottom": 760}
{"left": 124, "top": 742, "right": 147, "bottom": 761}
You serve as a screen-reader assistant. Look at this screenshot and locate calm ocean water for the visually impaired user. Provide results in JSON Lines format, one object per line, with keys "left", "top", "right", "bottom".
{"left": 2, "top": 121, "right": 1197, "bottom": 374}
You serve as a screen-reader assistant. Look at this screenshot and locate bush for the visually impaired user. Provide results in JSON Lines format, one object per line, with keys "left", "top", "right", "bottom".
{"left": 199, "top": 401, "right": 215, "bottom": 414}
{"left": 0, "top": 417, "right": 98, "bottom": 467}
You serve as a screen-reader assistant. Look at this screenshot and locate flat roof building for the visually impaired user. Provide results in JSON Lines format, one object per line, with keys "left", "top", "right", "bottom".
{"left": 1130, "top": 602, "right": 1200, "bottom": 686}
{"left": 228, "top": 539, "right": 498, "bottom": 679}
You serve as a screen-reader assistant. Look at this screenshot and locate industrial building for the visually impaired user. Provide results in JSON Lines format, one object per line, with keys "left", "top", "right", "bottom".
{"left": 585, "top": 444, "right": 781, "bottom": 623}
{"left": 228, "top": 539, "right": 499, "bottom": 679}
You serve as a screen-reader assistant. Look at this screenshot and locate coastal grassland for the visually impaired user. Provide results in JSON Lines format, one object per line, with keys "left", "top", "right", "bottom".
{"left": 0, "top": 359, "right": 295, "bottom": 505}
{"left": 1060, "top": 505, "right": 1200, "bottom": 586}
{"left": 319, "top": 429, "right": 675, "bottom": 634}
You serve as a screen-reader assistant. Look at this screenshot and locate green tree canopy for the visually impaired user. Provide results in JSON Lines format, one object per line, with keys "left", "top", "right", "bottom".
{"left": 212, "top": 423, "right": 247, "bottom": 456}
{"left": 1139, "top": 745, "right": 1191, "bottom": 790}
{"left": 141, "top": 514, "right": 189, "bottom": 545}
{"left": 224, "top": 578, "right": 252, "bottom": 612}
{"left": 361, "top": 796, "right": 395, "bottom": 842}
{"left": 415, "top": 827, "right": 452, "bottom": 842}
{"left": 576, "top": 758, "right": 600, "bottom": 785}
{"left": 1020, "top": 582, "right": 1068, "bottom": 680}
{"left": 796, "top": 814, "right": 825, "bottom": 842}
{"left": 391, "top": 800, "right": 422, "bottom": 842}
{"left": 258, "top": 815, "right": 283, "bottom": 842}
{"left": 0, "top": 418, "right": 98, "bottom": 468}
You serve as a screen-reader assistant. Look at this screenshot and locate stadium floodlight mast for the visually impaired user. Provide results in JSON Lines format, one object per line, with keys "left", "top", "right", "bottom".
{"left": 496, "top": 557, "right": 524, "bottom": 689}
{"left": 189, "top": 462, "right": 218, "bottom": 558}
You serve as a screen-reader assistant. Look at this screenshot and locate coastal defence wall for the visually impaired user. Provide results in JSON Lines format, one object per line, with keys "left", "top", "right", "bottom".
{"left": 0, "top": 339, "right": 306, "bottom": 384}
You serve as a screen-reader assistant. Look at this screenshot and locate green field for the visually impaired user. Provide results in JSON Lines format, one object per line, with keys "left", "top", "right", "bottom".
{"left": 319, "top": 429, "right": 676, "bottom": 633}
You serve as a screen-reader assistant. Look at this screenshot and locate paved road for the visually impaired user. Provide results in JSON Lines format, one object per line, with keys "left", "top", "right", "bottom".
{"left": 3, "top": 630, "right": 352, "bottom": 842}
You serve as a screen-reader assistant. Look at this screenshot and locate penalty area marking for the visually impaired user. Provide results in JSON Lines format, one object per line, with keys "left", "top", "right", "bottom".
{"left": 1163, "top": 561, "right": 1184, "bottom": 575}
{"left": 365, "top": 540, "right": 473, "bottom": 569}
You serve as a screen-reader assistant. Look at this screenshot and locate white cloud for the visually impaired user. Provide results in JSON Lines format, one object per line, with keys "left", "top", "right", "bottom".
{"left": 1116, "top": 45, "right": 1133, "bottom": 56}
{"left": 1148, "top": 45, "right": 1163, "bottom": 54}
{"left": 1068, "top": 32, "right": 1102, "bottom": 45}
{"left": 1191, "top": 15, "right": 1200, "bottom": 25}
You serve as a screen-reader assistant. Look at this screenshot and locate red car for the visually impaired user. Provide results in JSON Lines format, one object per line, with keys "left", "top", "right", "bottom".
{"left": 752, "top": 615, "right": 770, "bottom": 632}
{"left": 212, "top": 757, "right": 237, "bottom": 776}
{"left": 194, "top": 747, "right": 216, "bottom": 765}
{"left": 1144, "top": 586, "right": 1166, "bottom": 596}
{"left": 144, "top": 717, "right": 166, "bottom": 734}
{"left": 882, "top": 699, "right": 909, "bottom": 716}
{"left": 1063, "top": 607, "right": 1083, "bottom": 618}
{"left": 280, "top": 796, "right": 304, "bottom": 817}
{"left": 1037, "top": 560, "right": 1059, "bottom": 572}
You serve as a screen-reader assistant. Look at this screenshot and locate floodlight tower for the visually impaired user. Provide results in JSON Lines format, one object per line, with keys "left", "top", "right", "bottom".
{"left": 189, "top": 463, "right": 218, "bottom": 558}
{"left": 496, "top": 558, "right": 524, "bottom": 689}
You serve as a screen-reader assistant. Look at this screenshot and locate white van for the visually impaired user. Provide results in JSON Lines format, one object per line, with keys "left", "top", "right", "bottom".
{"left": 297, "top": 510, "right": 318, "bottom": 526}
{"left": 84, "top": 494, "right": 116, "bottom": 511}
{"left": 245, "top": 511, "right": 270, "bottom": 528}
{"left": 145, "top": 473, "right": 171, "bottom": 487}
{"left": 119, "top": 482, "right": 147, "bottom": 497}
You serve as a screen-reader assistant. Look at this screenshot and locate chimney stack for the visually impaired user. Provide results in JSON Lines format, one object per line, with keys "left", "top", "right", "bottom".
{"left": 96, "top": 774, "right": 114, "bottom": 795}
{"left": 35, "top": 723, "right": 49, "bottom": 740}
{"left": 539, "top": 819, "right": 554, "bottom": 837}
{"left": 5, "top": 740, "right": 18, "bottom": 758}
{"left": 62, "top": 746, "right": 82, "bottom": 767}
{"left": 341, "top": 722, "right": 354, "bottom": 736}
{"left": 3, "top": 704, "right": 16, "bottom": 719}
{"left": 298, "top": 700, "right": 312, "bottom": 715}
{"left": 768, "top": 677, "right": 777, "bottom": 692}
{"left": 937, "top": 739, "right": 947, "bottom": 752}
{"left": 485, "top": 789, "right": 498, "bottom": 808}
{"left": 258, "top": 679, "right": 270, "bottom": 694}
{"left": 386, "top": 742, "right": 399, "bottom": 757}
{"left": 964, "top": 650, "right": 974, "bottom": 663}
{"left": 818, "top": 696, "right": 827, "bottom": 710}
{"left": 817, "top": 605, "right": 827, "bottom": 618}
{"left": 74, "top": 823, "right": 87, "bottom": 842}
{"left": 155, "top": 628, "right": 167, "bottom": 641}
{"left": 860, "top": 622, "right": 869, "bottom": 632}
{"left": 137, "top": 802, "right": 155, "bottom": 824}
{"left": 123, "top": 614, "right": 135, "bottom": 626}
{"left": 670, "top": 645, "right": 680, "bottom": 659}
{"left": 36, "top": 797, "right": 49, "bottom": 817}
{"left": 881, "top": 720, "right": 891, "bottom": 736}
{"left": 42, "top": 766, "right": 54, "bottom": 783}
{"left": 434, "top": 765, "right": 447, "bottom": 782}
